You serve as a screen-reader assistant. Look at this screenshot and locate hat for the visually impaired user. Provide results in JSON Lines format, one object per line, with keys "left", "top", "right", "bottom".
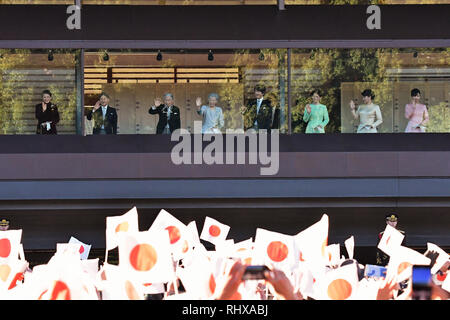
{"left": 385, "top": 214, "right": 398, "bottom": 222}
{"left": 0, "top": 219, "right": 9, "bottom": 226}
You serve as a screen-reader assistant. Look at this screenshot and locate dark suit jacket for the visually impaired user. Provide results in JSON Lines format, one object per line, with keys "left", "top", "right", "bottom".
{"left": 35, "top": 103, "right": 59, "bottom": 134}
{"left": 242, "top": 99, "right": 273, "bottom": 131}
{"left": 86, "top": 105, "right": 118, "bottom": 134}
{"left": 148, "top": 104, "right": 181, "bottom": 134}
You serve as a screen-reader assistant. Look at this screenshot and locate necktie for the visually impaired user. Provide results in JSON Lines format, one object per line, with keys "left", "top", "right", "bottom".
{"left": 257, "top": 99, "right": 262, "bottom": 114}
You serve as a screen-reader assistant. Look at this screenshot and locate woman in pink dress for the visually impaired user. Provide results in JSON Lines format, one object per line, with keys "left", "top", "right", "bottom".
{"left": 405, "top": 88, "right": 429, "bottom": 133}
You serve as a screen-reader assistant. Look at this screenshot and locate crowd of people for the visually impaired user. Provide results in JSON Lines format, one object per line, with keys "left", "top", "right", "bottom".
{"left": 0, "top": 208, "right": 448, "bottom": 300}
{"left": 35, "top": 86, "right": 430, "bottom": 135}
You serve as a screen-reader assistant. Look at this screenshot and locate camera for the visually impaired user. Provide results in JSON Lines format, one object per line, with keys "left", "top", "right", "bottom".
{"left": 412, "top": 265, "right": 432, "bottom": 300}
{"left": 242, "top": 265, "right": 269, "bottom": 281}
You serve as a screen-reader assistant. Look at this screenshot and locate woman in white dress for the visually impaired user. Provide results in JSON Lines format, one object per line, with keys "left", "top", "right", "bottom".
{"left": 349, "top": 89, "right": 383, "bottom": 133}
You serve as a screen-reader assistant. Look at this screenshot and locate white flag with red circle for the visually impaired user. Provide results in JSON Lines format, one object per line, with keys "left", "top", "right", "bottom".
{"left": 200, "top": 217, "right": 230, "bottom": 245}
{"left": 117, "top": 231, "right": 175, "bottom": 284}
{"left": 148, "top": 209, "right": 192, "bottom": 259}
{"left": 377, "top": 224, "right": 404, "bottom": 256}
{"left": 317, "top": 263, "right": 359, "bottom": 300}
{"left": 294, "top": 214, "right": 329, "bottom": 264}
{"left": 106, "top": 206, "right": 139, "bottom": 251}
{"left": 68, "top": 236, "right": 91, "bottom": 260}
{"left": 253, "top": 228, "right": 297, "bottom": 272}
{"left": 0, "top": 230, "right": 22, "bottom": 262}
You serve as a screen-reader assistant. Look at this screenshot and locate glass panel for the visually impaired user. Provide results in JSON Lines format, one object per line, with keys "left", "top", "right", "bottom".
{"left": 0, "top": 0, "right": 277, "bottom": 4}
{"left": 285, "top": 1, "right": 450, "bottom": 4}
{"left": 290, "top": 48, "right": 450, "bottom": 134}
{"left": 0, "top": 49, "right": 79, "bottom": 134}
{"left": 83, "top": 49, "right": 287, "bottom": 135}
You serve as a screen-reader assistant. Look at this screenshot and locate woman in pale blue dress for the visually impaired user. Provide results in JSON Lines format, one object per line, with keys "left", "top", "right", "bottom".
{"left": 196, "top": 93, "right": 224, "bottom": 134}
{"left": 303, "top": 90, "right": 329, "bottom": 133}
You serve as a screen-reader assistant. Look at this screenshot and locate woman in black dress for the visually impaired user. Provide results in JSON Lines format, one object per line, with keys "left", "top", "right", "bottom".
{"left": 35, "top": 89, "right": 60, "bottom": 134}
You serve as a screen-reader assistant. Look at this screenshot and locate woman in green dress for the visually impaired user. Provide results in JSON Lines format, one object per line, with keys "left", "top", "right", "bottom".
{"left": 303, "top": 90, "right": 329, "bottom": 133}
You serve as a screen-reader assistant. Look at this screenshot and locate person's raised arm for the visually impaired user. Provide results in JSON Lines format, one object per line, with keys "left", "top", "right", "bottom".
{"left": 213, "top": 260, "right": 246, "bottom": 300}
{"left": 149, "top": 98, "right": 162, "bottom": 114}
{"left": 87, "top": 101, "right": 100, "bottom": 120}
{"left": 196, "top": 97, "right": 204, "bottom": 115}
{"left": 349, "top": 100, "right": 359, "bottom": 120}
{"left": 303, "top": 104, "right": 311, "bottom": 123}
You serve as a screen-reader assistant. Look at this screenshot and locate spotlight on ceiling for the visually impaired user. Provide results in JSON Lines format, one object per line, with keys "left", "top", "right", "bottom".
{"left": 103, "top": 51, "right": 109, "bottom": 61}
{"left": 208, "top": 50, "right": 214, "bottom": 61}
{"left": 258, "top": 50, "right": 265, "bottom": 61}
{"left": 48, "top": 50, "right": 54, "bottom": 61}
{"left": 156, "top": 50, "right": 162, "bottom": 61}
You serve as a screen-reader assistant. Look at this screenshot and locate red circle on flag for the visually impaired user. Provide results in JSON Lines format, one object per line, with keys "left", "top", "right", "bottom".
{"left": 115, "top": 222, "right": 129, "bottom": 233}
{"left": 79, "top": 245, "right": 84, "bottom": 254}
{"left": 0, "top": 264, "right": 11, "bottom": 282}
{"left": 267, "top": 241, "right": 289, "bottom": 262}
{"left": 129, "top": 244, "right": 158, "bottom": 272}
{"left": 437, "top": 272, "right": 447, "bottom": 282}
{"left": 327, "top": 279, "right": 352, "bottom": 300}
{"left": 0, "top": 239, "right": 11, "bottom": 258}
{"left": 50, "top": 280, "right": 71, "bottom": 300}
{"left": 165, "top": 226, "right": 181, "bottom": 244}
{"left": 209, "top": 225, "right": 221, "bottom": 237}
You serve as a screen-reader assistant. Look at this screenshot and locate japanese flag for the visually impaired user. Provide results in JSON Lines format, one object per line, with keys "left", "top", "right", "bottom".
{"left": 148, "top": 209, "right": 190, "bottom": 259}
{"left": 200, "top": 217, "right": 230, "bottom": 245}
{"left": 176, "top": 249, "right": 217, "bottom": 299}
{"left": 377, "top": 225, "right": 404, "bottom": 256}
{"left": 68, "top": 237, "right": 91, "bottom": 260}
{"left": 317, "top": 263, "right": 359, "bottom": 300}
{"left": 0, "top": 230, "right": 23, "bottom": 262}
{"left": 117, "top": 231, "right": 175, "bottom": 284}
{"left": 294, "top": 214, "right": 329, "bottom": 263}
{"left": 344, "top": 236, "right": 355, "bottom": 260}
{"left": 425, "top": 243, "right": 449, "bottom": 275}
{"left": 106, "top": 206, "right": 139, "bottom": 251}
{"left": 253, "top": 228, "right": 297, "bottom": 272}
{"left": 386, "top": 245, "right": 431, "bottom": 283}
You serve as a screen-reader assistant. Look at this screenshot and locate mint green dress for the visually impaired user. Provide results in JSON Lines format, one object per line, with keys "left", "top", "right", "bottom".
{"left": 303, "top": 104, "right": 329, "bottom": 133}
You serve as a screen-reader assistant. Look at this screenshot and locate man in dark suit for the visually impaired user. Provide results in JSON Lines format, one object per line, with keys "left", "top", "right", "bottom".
{"left": 86, "top": 92, "right": 118, "bottom": 134}
{"left": 148, "top": 93, "right": 181, "bottom": 134}
{"left": 240, "top": 85, "right": 273, "bottom": 132}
